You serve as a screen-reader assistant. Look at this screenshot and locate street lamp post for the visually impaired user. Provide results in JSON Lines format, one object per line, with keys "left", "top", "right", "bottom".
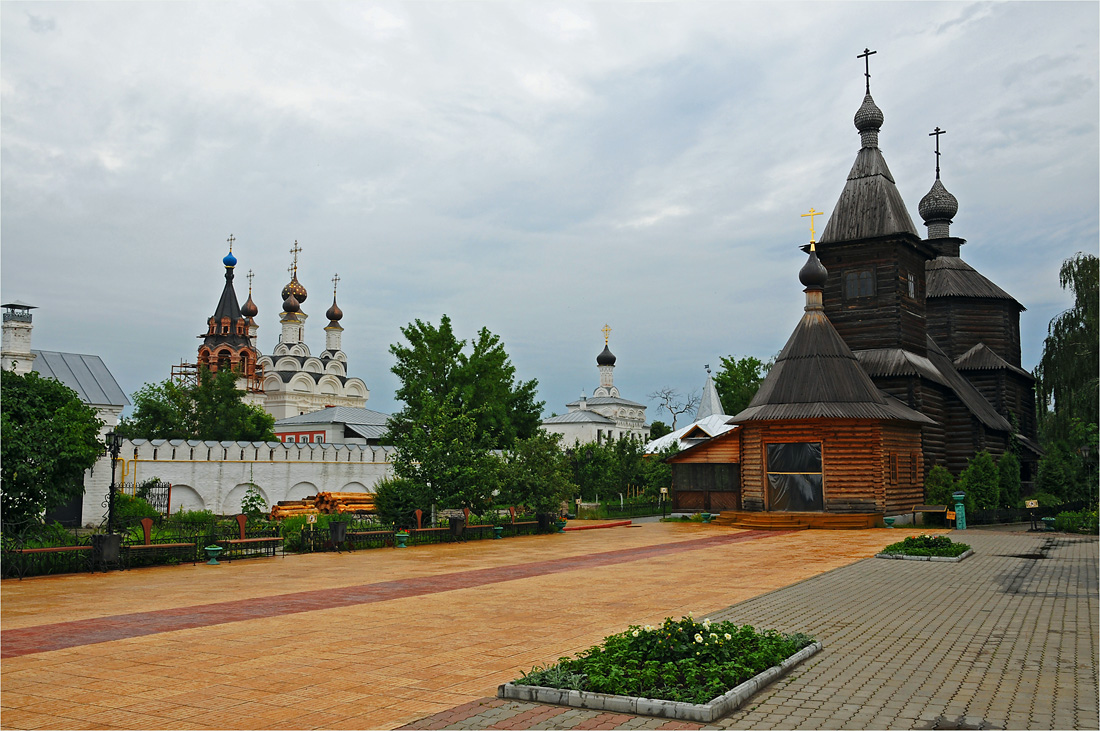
{"left": 103, "top": 431, "right": 123, "bottom": 534}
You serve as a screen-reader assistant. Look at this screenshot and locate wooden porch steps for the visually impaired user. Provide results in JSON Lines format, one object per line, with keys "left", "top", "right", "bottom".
{"left": 713, "top": 511, "right": 881, "bottom": 530}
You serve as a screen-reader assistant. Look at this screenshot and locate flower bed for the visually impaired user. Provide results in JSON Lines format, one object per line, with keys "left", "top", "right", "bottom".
{"left": 512, "top": 616, "right": 814, "bottom": 705}
{"left": 878, "top": 534, "right": 972, "bottom": 559}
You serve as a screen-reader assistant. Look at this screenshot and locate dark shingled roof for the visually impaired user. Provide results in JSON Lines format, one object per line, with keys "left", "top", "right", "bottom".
{"left": 854, "top": 348, "right": 948, "bottom": 387}
{"left": 925, "top": 336, "right": 1013, "bottom": 433}
{"left": 727, "top": 308, "right": 933, "bottom": 425}
{"left": 953, "top": 343, "right": 1033, "bottom": 379}
{"left": 819, "top": 147, "right": 920, "bottom": 244}
{"left": 926, "top": 256, "right": 1023, "bottom": 307}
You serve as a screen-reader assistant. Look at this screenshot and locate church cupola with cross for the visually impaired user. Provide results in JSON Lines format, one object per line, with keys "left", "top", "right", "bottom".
{"left": 323, "top": 273, "right": 345, "bottom": 355}
{"left": 594, "top": 324, "right": 619, "bottom": 398}
{"left": 815, "top": 48, "right": 935, "bottom": 357}
{"left": 198, "top": 235, "right": 260, "bottom": 380}
{"left": 279, "top": 241, "right": 308, "bottom": 347}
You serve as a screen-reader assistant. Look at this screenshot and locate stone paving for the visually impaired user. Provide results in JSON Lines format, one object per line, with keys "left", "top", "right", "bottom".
{"left": 0, "top": 521, "right": 901, "bottom": 730}
{"left": 404, "top": 528, "right": 1098, "bottom": 731}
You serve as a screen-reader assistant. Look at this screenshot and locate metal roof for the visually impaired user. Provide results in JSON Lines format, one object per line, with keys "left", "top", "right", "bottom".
{"left": 542, "top": 410, "right": 615, "bottom": 425}
{"left": 926, "top": 256, "right": 1023, "bottom": 307}
{"left": 644, "top": 413, "right": 735, "bottom": 453}
{"left": 275, "top": 406, "right": 390, "bottom": 426}
{"left": 32, "top": 350, "right": 129, "bottom": 408}
{"left": 695, "top": 374, "right": 726, "bottom": 421}
{"left": 564, "top": 395, "right": 646, "bottom": 409}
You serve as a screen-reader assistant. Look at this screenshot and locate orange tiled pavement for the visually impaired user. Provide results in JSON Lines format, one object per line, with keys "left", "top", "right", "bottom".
{"left": 1, "top": 521, "right": 914, "bottom": 730}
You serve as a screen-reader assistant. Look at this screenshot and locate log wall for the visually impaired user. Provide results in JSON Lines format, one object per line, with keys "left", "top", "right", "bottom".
{"left": 927, "top": 297, "right": 1022, "bottom": 366}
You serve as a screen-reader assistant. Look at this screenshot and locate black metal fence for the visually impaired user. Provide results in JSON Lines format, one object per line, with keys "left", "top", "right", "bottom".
{"left": 578, "top": 501, "right": 664, "bottom": 520}
{"left": 966, "top": 500, "right": 1094, "bottom": 526}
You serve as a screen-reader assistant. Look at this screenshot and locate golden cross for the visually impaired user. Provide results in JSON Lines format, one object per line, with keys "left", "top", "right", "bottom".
{"left": 289, "top": 240, "right": 302, "bottom": 275}
{"left": 226, "top": 233, "right": 235, "bottom": 251}
{"left": 601, "top": 323, "right": 611, "bottom": 345}
{"left": 332, "top": 273, "right": 340, "bottom": 295}
{"left": 801, "top": 207, "right": 824, "bottom": 247}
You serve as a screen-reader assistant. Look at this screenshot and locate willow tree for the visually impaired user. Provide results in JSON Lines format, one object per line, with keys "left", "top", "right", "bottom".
{"left": 1035, "top": 252, "right": 1099, "bottom": 441}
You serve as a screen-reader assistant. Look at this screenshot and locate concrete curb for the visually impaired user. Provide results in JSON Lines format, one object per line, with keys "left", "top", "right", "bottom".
{"left": 498, "top": 641, "right": 822, "bottom": 723}
{"left": 563, "top": 521, "right": 633, "bottom": 531}
{"left": 874, "top": 548, "right": 974, "bottom": 562}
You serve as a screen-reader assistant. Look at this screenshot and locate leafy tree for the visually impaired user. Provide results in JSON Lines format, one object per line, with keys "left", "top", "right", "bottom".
{"left": 1035, "top": 252, "right": 1098, "bottom": 442}
{"left": 1035, "top": 420, "right": 1098, "bottom": 504}
{"left": 713, "top": 355, "right": 771, "bottom": 416}
{"left": 389, "top": 391, "right": 501, "bottom": 513}
{"left": 1, "top": 370, "right": 104, "bottom": 524}
{"left": 372, "top": 475, "right": 432, "bottom": 527}
{"left": 499, "top": 430, "right": 577, "bottom": 514}
{"left": 957, "top": 452, "right": 999, "bottom": 510}
{"left": 997, "top": 452, "right": 1021, "bottom": 509}
{"left": 117, "top": 366, "right": 276, "bottom": 441}
{"left": 388, "top": 315, "right": 542, "bottom": 451}
{"left": 648, "top": 387, "right": 699, "bottom": 430}
{"left": 565, "top": 436, "right": 674, "bottom": 502}
{"left": 649, "top": 420, "right": 672, "bottom": 440}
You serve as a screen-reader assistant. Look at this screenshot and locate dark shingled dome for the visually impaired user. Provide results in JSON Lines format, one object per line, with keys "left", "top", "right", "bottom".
{"left": 854, "top": 93, "right": 884, "bottom": 133}
{"left": 919, "top": 179, "right": 959, "bottom": 223}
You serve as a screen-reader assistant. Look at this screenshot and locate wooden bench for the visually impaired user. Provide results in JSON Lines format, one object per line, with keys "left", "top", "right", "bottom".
{"left": 125, "top": 518, "right": 196, "bottom": 566}
{"left": 222, "top": 514, "right": 283, "bottom": 559}
{"left": 409, "top": 509, "right": 450, "bottom": 544}
{"left": 461, "top": 508, "right": 495, "bottom": 541}
{"left": 508, "top": 506, "right": 539, "bottom": 535}
{"left": 912, "top": 504, "right": 948, "bottom": 526}
{"left": 3, "top": 543, "right": 91, "bottom": 580}
{"left": 346, "top": 529, "right": 394, "bottom": 549}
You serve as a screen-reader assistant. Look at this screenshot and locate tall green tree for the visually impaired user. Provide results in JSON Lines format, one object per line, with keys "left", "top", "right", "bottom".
{"left": 713, "top": 355, "right": 771, "bottom": 416}
{"left": 499, "top": 430, "right": 577, "bottom": 514}
{"left": 117, "top": 367, "right": 276, "bottom": 441}
{"left": 1035, "top": 252, "right": 1099, "bottom": 442}
{"left": 1, "top": 370, "right": 105, "bottom": 524}
{"left": 388, "top": 315, "right": 542, "bottom": 451}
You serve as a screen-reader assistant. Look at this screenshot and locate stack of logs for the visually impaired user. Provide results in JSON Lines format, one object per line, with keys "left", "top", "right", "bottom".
{"left": 269, "top": 492, "right": 376, "bottom": 520}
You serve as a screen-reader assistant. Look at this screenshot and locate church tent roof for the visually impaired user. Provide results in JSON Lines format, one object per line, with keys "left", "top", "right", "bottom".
{"left": 819, "top": 148, "right": 920, "bottom": 244}
{"left": 926, "top": 256, "right": 1023, "bottom": 307}
{"left": 728, "top": 308, "right": 933, "bottom": 425}
{"left": 695, "top": 373, "right": 726, "bottom": 421}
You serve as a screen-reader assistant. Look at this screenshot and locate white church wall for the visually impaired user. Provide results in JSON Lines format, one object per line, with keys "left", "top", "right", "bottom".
{"left": 80, "top": 438, "right": 396, "bottom": 524}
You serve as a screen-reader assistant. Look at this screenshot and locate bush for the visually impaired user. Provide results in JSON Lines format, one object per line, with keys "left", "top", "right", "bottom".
{"left": 166, "top": 508, "right": 216, "bottom": 526}
{"left": 997, "top": 452, "right": 1021, "bottom": 509}
{"left": 516, "top": 615, "right": 814, "bottom": 704}
{"left": 881, "top": 534, "right": 971, "bottom": 557}
{"left": 1053, "top": 510, "right": 1099, "bottom": 534}
{"left": 240, "top": 484, "right": 267, "bottom": 517}
{"left": 115, "top": 493, "right": 160, "bottom": 523}
{"left": 1018, "top": 491, "right": 1062, "bottom": 509}
{"left": 373, "top": 475, "right": 431, "bottom": 527}
{"left": 958, "top": 452, "right": 999, "bottom": 510}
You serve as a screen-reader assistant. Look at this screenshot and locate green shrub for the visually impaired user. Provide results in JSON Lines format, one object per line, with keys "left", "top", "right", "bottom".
{"left": 1053, "top": 510, "right": 1099, "bottom": 534}
{"left": 958, "top": 452, "right": 999, "bottom": 510}
{"left": 997, "top": 452, "right": 1021, "bottom": 509}
{"left": 373, "top": 475, "right": 431, "bottom": 527}
{"left": 516, "top": 615, "right": 814, "bottom": 704}
{"left": 881, "top": 534, "right": 971, "bottom": 557}
{"left": 166, "top": 508, "right": 216, "bottom": 526}
{"left": 1018, "top": 491, "right": 1062, "bottom": 509}
{"left": 115, "top": 493, "right": 160, "bottom": 523}
{"left": 240, "top": 484, "right": 268, "bottom": 517}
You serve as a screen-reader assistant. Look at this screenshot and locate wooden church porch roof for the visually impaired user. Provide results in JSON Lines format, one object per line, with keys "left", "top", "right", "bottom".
{"left": 926, "top": 256, "right": 1023, "bottom": 306}
{"left": 953, "top": 343, "right": 1033, "bottom": 379}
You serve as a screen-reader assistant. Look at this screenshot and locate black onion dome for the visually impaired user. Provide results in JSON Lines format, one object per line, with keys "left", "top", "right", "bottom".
{"left": 241, "top": 293, "right": 258, "bottom": 318}
{"left": 799, "top": 248, "right": 829, "bottom": 289}
{"left": 281, "top": 275, "right": 308, "bottom": 304}
{"left": 283, "top": 291, "right": 300, "bottom": 314}
{"left": 326, "top": 297, "right": 343, "bottom": 322}
{"left": 918, "top": 179, "right": 959, "bottom": 223}
{"left": 854, "top": 93, "right": 884, "bottom": 132}
{"left": 596, "top": 344, "right": 616, "bottom": 366}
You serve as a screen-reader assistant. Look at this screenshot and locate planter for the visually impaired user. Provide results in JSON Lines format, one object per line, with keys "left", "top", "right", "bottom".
{"left": 554, "top": 520, "right": 567, "bottom": 533}
{"left": 204, "top": 545, "right": 224, "bottom": 565}
{"left": 329, "top": 520, "right": 347, "bottom": 545}
{"left": 701, "top": 512, "right": 712, "bottom": 523}
{"left": 395, "top": 531, "right": 409, "bottom": 548}
{"left": 884, "top": 516, "right": 895, "bottom": 528}
{"left": 492, "top": 526, "right": 504, "bottom": 539}
{"left": 500, "top": 641, "right": 822, "bottom": 723}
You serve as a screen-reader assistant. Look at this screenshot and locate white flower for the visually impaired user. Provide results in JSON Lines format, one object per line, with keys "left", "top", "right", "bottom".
{"left": 694, "top": 633, "right": 704, "bottom": 643}
{"left": 644, "top": 625, "right": 655, "bottom": 632}
{"left": 710, "top": 633, "right": 718, "bottom": 640}
{"left": 724, "top": 633, "right": 732, "bottom": 640}
{"left": 702, "top": 618, "right": 711, "bottom": 627}
{"left": 632, "top": 630, "right": 640, "bottom": 637}
{"left": 687, "top": 611, "right": 693, "bottom": 618}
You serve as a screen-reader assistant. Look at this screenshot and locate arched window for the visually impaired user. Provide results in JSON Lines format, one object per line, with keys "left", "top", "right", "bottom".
{"left": 217, "top": 350, "right": 232, "bottom": 371}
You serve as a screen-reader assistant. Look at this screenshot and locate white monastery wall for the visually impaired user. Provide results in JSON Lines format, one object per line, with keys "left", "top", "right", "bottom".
{"left": 80, "top": 438, "right": 395, "bottom": 523}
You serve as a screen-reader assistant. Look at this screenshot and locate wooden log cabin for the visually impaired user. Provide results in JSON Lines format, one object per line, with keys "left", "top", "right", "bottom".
{"left": 668, "top": 244, "right": 933, "bottom": 527}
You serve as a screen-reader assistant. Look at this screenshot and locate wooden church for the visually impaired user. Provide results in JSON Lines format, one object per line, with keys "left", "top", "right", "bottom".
{"left": 669, "top": 53, "right": 1038, "bottom": 524}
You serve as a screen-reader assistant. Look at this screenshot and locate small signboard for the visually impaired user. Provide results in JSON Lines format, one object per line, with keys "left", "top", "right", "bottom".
{"left": 307, "top": 514, "right": 317, "bottom": 524}
{"left": 575, "top": 498, "right": 582, "bottom": 505}
{"left": 660, "top": 487, "right": 668, "bottom": 494}
{"left": 946, "top": 511, "right": 956, "bottom": 520}
{"left": 1025, "top": 500, "right": 1038, "bottom": 509}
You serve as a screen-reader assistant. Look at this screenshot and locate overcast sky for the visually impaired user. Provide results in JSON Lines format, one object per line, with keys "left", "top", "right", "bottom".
{"left": 3, "top": 1, "right": 1097, "bottom": 421}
